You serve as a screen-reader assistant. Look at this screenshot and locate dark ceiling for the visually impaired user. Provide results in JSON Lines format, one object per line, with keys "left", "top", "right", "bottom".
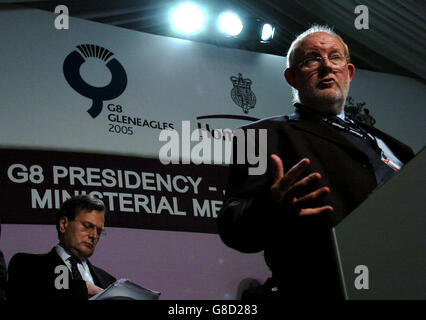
{"left": 9, "top": 0, "right": 426, "bottom": 81}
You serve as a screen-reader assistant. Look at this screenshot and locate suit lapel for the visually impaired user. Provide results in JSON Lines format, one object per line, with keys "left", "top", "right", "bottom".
{"left": 48, "top": 248, "right": 102, "bottom": 287}
{"left": 355, "top": 121, "right": 414, "bottom": 163}
{"left": 46, "top": 247, "right": 74, "bottom": 282}
{"left": 286, "top": 112, "right": 370, "bottom": 161}
{"left": 47, "top": 248, "right": 113, "bottom": 292}
{"left": 287, "top": 109, "right": 414, "bottom": 165}
{"left": 86, "top": 260, "right": 104, "bottom": 288}
{"left": 47, "top": 247, "right": 68, "bottom": 268}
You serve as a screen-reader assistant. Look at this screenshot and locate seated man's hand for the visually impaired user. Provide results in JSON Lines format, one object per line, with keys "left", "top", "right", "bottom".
{"left": 86, "top": 281, "right": 103, "bottom": 298}
{"left": 270, "top": 155, "right": 333, "bottom": 216}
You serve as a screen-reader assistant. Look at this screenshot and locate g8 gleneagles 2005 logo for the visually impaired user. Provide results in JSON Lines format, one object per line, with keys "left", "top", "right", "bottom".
{"left": 63, "top": 44, "right": 127, "bottom": 118}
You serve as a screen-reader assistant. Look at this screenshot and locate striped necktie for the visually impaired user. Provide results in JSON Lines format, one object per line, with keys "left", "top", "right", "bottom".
{"left": 68, "top": 256, "right": 83, "bottom": 280}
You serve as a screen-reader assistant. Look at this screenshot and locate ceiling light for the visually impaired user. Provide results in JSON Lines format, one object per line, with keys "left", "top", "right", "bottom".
{"left": 218, "top": 12, "right": 243, "bottom": 36}
{"left": 172, "top": 3, "right": 205, "bottom": 34}
{"left": 261, "top": 23, "right": 275, "bottom": 41}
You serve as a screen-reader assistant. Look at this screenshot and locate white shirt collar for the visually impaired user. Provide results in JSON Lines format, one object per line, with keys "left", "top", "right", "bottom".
{"left": 55, "top": 244, "right": 73, "bottom": 263}
{"left": 336, "top": 109, "right": 346, "bottom": 121}
{"left": 55, "top": 244, "right": 94, "bottom": 283}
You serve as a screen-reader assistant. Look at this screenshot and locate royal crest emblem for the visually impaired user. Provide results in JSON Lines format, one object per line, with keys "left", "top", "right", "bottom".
{"left": 230, "top": 73, "right": 256, "bottom": 114}
{"left": 344, "top": 96, "right": 376, "bottom": 126}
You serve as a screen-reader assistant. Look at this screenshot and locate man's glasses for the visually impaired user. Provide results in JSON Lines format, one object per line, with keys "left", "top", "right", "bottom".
{"left": 298, "top": 54, "right": 348, "bottom": 69}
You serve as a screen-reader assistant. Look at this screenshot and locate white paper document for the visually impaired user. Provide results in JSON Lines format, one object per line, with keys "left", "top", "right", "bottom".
{"left": 89, "top": 279, "right": 161, "bottom": 300}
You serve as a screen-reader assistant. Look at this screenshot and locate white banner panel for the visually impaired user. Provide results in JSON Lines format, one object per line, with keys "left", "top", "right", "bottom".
{"left": 1, "top": 7, "right": 423, "bottom": 156}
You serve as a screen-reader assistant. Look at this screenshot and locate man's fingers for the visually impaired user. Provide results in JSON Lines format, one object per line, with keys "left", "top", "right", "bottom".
{"left": 279, "top": 158, "right": 310, "bottom": 190}
{"left": 298, "top": 205, "right": 334, "bottom": 216}
{"left": 86, "top": 281, "right": 103, "bottom": 297}
{"left": 270, "top": 154, "right": 284, "bottom": 185}
{"left": 291, "top": 186, "right": 330, "bottom": 206}
{"left": 268, "top": 148, "right": 331, "bottom": 218}
{"left": 290, "top": 186, "right": 332, "bottom": 216}
{"left": 284, "top": 172, "right": 322, "bottom": 201}
{"left": 270, "top": 157, "right": 313, "bottom": 203}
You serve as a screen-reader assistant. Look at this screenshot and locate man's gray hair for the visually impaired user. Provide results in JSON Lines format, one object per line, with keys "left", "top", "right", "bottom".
{"left": 286, "top": 25, "right": 351, "bottom": 103}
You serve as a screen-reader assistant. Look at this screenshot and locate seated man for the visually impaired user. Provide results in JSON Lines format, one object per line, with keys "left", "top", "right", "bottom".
{"left": 7, "top": 195, "right": 116, "bottom": 300}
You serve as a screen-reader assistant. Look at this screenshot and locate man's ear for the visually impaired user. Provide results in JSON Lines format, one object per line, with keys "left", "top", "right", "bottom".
{"left": 347, "top": 63, "right": 356, "bottom": 82}
{"left": 58, "top": 216, "right": 68, "bottom": 234}
{"left": 284, "top": 68, "right": 297, "bottom": 88}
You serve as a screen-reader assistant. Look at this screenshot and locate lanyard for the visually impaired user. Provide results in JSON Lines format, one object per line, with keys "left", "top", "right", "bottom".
{"left": 321, "top": 115, "right": 399, "bottom": 171}
{"left": 321, "top": 115, "right": 377, "bottom": 146}
{"left": 295, "top": 104, "right": 400, "bottom": 171}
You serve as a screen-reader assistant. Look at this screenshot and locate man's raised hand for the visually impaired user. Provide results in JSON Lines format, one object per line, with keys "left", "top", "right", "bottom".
{"left": 270, "top": 154, "right": 333, "bottom": 216}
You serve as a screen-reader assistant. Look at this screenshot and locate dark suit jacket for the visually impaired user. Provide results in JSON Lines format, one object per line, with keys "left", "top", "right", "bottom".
{"left": 7, "top": 248, "right": 116, "bottom": 300}
{"left": 217, "top": 107, "right": 415, "bottom": 299}
{"left": 0, "top": 220, "right": 7, "bottom": 301}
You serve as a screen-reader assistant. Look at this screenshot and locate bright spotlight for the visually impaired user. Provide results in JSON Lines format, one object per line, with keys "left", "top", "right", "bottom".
{"left": 172, "top": 3, "right": 205, "bottom": 33}
{"left": 218, "top": 12, "right": 243, "bottom": 36}
{"left": 261, "top": 23, "right": 275, "bottom": 41}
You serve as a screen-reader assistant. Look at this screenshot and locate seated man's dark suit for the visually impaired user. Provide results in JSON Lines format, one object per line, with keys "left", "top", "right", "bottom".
{"left": 0, "top": 249, "right": 6, "bottom": 301}
{"left": 7, "top": 248, "right": 116, "bottom": 300}
{"left": 218, "top": 106, "right": 415, "bottom": 299}
{"left": 0, "top": 220, "right": 7, "bottom": 301}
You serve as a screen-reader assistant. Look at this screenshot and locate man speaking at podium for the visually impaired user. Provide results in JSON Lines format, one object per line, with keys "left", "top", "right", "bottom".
{"left": 7, "top": 195, "right": 116, "bottom": 300}
{"left": 218, "top": 25, "right": 414, "bottom": 299}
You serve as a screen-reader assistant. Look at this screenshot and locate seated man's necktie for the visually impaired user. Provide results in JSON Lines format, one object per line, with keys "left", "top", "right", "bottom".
{"left": 68, "top": 256, "right": 83, "bottom": 281}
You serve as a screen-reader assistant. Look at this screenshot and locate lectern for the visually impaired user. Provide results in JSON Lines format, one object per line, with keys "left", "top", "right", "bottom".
{"left": 332, "top": 148, "right": 425, "bottom": 299}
